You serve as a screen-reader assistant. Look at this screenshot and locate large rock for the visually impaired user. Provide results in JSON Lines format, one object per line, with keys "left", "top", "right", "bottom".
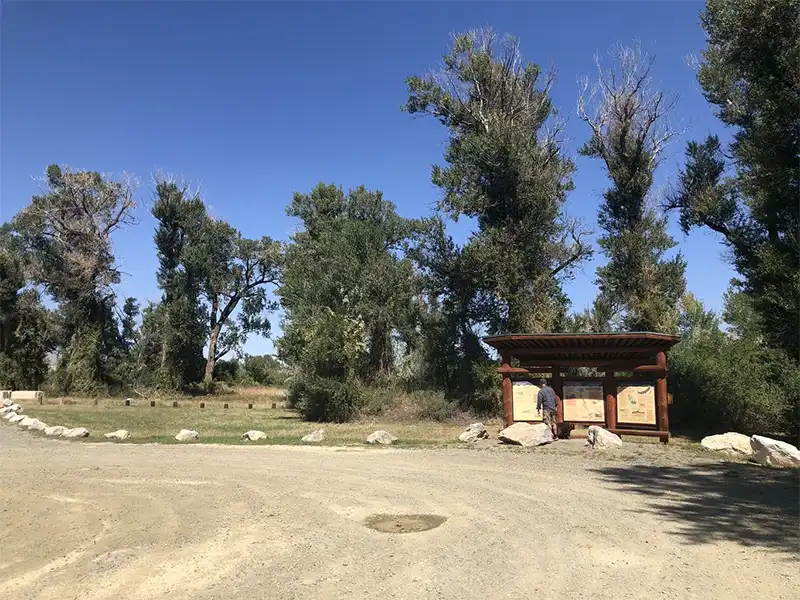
{"left": 104, "top": 429, "right": 130, "bottom": 441}
{"left": 301, "top": 429, "right": 325, "bottom": 443}
{"left": 701, "top": 432, "right": 753, "bottom": 456}
{"left": 750, "top": 435, "right": 800, "bottom": 469}
{"left": 242, "top": 430, "right": 267, "bottom": 441}
{"left": 8, "top": 413, "right": 26, "bottom": 424}
{"left": 367, "top": 430, "right": 397, "bottom": 445}
{"left": 458, "top": 422, "right": 489, "bottom": 443}
{"left": 3, "top": 412, "right": 18, "bottom": 421}
{"left": 25, "top": 418, "right": 47, "bottom": 432}
{"left": 18, "top": 416, "right": 35, "bottom": 428}
{"left": 44, "top": 426, "right": 67, "bottom": 436}
{"left": 174, "top": 429, "right": 199, "bottom": 442}
{"left": 585, "top": 425, "right": 623, "bottom": 449}
{"left": 498, "top": 422, "right": 554, "bottom": 447}
{"left": 62, "top": 427, "right": 90, "bottom": 439}
{"left": 0, "top": 404, "right": 21, "bottom": 415}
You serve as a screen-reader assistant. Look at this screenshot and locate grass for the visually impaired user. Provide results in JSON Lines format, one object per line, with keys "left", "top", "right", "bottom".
{"left": 19, "top": 400, "right": 476, "bottom": 446}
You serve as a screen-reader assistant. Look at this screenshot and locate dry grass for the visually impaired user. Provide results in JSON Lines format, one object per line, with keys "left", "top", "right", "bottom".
{"left": 19, "top": 401, "right": 480, "bottom": 446}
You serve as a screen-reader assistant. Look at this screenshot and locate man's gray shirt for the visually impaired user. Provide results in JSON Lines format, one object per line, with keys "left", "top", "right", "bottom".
{"left": 537, "top": 386, "right": 557, "bottom": 412}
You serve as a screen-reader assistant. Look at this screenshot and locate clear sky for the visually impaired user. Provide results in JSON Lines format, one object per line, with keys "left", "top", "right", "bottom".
{"left": 1, "top": 1, "right": 734, "bottom": 355}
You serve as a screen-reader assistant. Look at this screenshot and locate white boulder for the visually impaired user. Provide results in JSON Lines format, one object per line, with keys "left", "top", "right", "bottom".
{"left": 750, "top": 435, "right": 800, "bottom": 469}
{"left": 585, "top": 425, "right": 623, "bottom": 449}
{"left": 700, "top": 432, "right": 753, "bottom": 456}
{"left": 44, "top": 426, "right": 67, "bottom": 436}
{"left": 2, "top": 395, "right": 12, "bottom": 407}
{"left": 0, "top": 404, "right": 21, "bottom": 415}
{"left": 242, "top": 430, "right": 267, "bottom": 441}
{"left": 18, "top": 416, "right": 35, "bottom": 428}
{"left": 62, "top": 427, "right": 90, "bottom": 439}
{"left": 458, "top": 422, "right": 489, "bottom": 443}
{"left": 301, "top": 429, "right": 326, "bottom": 443}
{"left": 3, "top": 412, "right": 17, "bottom": 421}
{"left": 8, "top": 414, "right": 26, "bottom": 424}
{"left": 366, "top": 430, "right": 397, "bottom": 445}
{"left": 104, "top": 429, "right": 130, "bottom": 441}
{"left": 498, "top": 422, "right": 554, "bottom": 447}
{"left": 25, "top": 419, "right": 47, "bottom": 432}
{"left": 174, "top": 429, "right": 199, "bottom": 442}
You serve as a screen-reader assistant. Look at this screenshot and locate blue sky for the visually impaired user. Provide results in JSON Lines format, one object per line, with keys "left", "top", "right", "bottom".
{"left": 1, "top": 1, "right": 734, "bottom": 355}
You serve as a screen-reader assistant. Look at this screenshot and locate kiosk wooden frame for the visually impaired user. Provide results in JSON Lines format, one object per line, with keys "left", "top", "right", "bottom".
{"left": 483, "top": 332, "right": 680, "bottom": 443}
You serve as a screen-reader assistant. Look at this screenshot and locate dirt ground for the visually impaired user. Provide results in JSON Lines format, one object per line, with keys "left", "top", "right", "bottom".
{"left": 0, "top": 426, "right": 797, "bottom": 600}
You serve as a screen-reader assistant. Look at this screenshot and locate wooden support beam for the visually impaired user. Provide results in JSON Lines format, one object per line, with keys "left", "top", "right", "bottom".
{"left": 497, "top": 366, "right": 552, "bottom": 374}
{"left": 512, "top": 347, "right": 656, "bottom": 357}
{"left": 609, "top": 429, "right": 669, "bottom": 439}
{"left": 655, "top": 351, "right": 669, "bottom": 444}
{"left": 552, "top": 372, "right": 564, "bottom": 425}
{"left": 603, "top": 372, "right": 617, "bottom": 430}
{"left": 501, "top": 352, "right": 513, "bottom": 427}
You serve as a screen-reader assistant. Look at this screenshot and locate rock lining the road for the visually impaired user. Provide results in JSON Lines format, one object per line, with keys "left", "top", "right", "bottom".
{"left": 366, "top": 430, "right": 397, "bottom": 445}
{"left": 301, "top": 429, "right": 326, "bottom": 443}
{"left": 498, "top": 422, "right": 554, "bottom": 447}
{"left": 175, "top": 429, "right": 199, "bottom": 442}
{"left": 585, "top": 426, "right": 623, "bottom": 450}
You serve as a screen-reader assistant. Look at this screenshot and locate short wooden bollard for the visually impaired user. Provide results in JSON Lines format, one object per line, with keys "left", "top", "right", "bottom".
{"left": 248, "top": 403, "right": 253, "bottom": 409}
{"left": 271, "top": 402, "right": 276, "bottom": 409}
{"left": 224, "top": 403, "right": 229, "bottom": 409}
{"left": 200, "top": 402, "right": 205, "bottom": 409}
{"left": 150, "top": 401, "right": 155, "bottom": 408}
{"left": 124, "top": 399, "right": 130, "bottom": 407}
{"left": 172, "top": 401, "right": 178, "bottom": 408}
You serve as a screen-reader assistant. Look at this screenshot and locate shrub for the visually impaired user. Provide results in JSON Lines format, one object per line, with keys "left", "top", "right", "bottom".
{"left": 669, "top": 337, "right": 799, "bottom": 437}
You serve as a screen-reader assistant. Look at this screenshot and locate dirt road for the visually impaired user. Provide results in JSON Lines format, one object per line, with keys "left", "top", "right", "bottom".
{"left": 0, "top": 426, "right": 797, "bottom": 600}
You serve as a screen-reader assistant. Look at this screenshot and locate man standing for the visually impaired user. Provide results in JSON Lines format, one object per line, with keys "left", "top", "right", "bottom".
{"left": 537, "top": 378, "right": 558, "bottom": 439}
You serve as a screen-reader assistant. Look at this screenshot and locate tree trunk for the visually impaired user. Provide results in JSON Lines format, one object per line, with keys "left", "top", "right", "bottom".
{"left": 204, "top": 325, "right": 220, "bottom": 384}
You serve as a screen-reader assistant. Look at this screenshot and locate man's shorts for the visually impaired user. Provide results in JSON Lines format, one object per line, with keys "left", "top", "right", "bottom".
{"left": 542, "top": 409, "right": 557, "bottom": 426}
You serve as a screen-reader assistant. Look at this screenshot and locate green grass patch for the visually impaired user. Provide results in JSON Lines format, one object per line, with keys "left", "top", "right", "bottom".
{"left": 20, "top": 402, "right": 472, "bottom": 446}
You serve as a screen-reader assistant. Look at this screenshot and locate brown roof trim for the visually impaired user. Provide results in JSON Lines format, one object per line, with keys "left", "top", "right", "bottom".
{"left": 483, "top": 332, "right": 680, "bottom": 353}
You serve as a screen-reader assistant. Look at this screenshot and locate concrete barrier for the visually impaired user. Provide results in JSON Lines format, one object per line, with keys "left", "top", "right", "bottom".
{"left": 10, "top": 391, "right": 44, "bottom": 404}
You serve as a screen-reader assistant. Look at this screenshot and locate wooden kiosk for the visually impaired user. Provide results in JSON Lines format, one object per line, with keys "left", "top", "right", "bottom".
{"left": 483, "top": 332, "right": 680, "bottom": 443}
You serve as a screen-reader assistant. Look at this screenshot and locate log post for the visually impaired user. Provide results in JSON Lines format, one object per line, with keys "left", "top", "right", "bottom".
{"left": 501, "top": 352, "right": 513, "bottom": 427}
{"left": 603, "top": 371, "right": 617, "bottom": 430}
{"left": 552, "top": 371, "right": 563, "bottom": 425}
{"left": 655, "top": 351, "right": 669, "bottom": 443}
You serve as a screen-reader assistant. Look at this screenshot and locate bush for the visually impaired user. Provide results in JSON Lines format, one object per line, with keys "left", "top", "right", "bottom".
{"left": 293, "top": 375, "right": 364, "bottom": 423}
{"left": 669, "top": 336, "right": 799, "bottom": 437}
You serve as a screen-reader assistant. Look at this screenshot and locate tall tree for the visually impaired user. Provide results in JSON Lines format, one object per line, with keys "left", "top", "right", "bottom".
{"left": 578, "top": 44, "right": 686, "bottom": 333}
{"left": 185, "top": 217, "right": 281, "bottom": 384}
{"left": 667, "top": 0, "right": 799, "bottom": 356}
{"left": 11, "top": 165, "right": 137, "bottom": 394}
{"left": 278, "top": 183, "right": 424, "bottom": 420}
{"left": 405, "top": 28, "right": 591, "bottom": 334}
{"left": 151, "top": 179, "right": 208, "bottom": 389}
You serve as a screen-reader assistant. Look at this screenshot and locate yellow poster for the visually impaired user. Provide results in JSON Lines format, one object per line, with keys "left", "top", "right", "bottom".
{"left": 616, "top": 383, "right": 656, "bottom": 425}
{"left": 562, "top": 381, "right": 605, "bottom": 422}
{"left": 512, "top": 383, "right": 542, "bottom": 422}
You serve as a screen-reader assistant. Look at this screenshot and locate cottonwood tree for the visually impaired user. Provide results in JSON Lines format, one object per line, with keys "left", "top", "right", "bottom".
{"left": 578, "top": 44, "right": 686, "bottom": 333}
{"left": 405, "top": 28, "right": 591, "bottom": 334}
{"left": 667, "top": 0, "right": 800, "bottom": 356}
{"left": 11, "top": 165, "right": 138, "bottom": 393}
{"left": 150, "top": 177, "right": 281, "bottom": 388}
{"left": 186, "top": 218, "right": 281, "bottom": 384}
{"left": 278, "top": 183, "right": 425, "bottom": 420}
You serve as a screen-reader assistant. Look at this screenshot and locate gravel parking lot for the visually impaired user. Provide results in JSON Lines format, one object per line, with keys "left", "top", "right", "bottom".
{"left": 0, "top": 425, "right": 797, "bottom": 600}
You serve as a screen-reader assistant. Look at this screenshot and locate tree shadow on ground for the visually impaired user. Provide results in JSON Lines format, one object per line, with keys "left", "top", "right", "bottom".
{"left": 591, "top": 461, "right": 800, "bottom": 555}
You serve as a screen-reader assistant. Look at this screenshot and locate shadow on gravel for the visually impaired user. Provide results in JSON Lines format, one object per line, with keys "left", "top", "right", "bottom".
{"left": 592, "top": 462, "right": 800, "bottom": 554}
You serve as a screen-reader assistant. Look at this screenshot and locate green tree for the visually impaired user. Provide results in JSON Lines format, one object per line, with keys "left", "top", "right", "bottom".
{"left": 11, "top": 165, "right": 137, "bottom": 394}
{"left": 0, "top": 231, "right": 53, "bottom": 389}
{"left": 184, "top": 218, "right": 281, "bottom": 384}
{"left": 404, "top": 28, "right": 591, "bottom": 334}
{"left": 578, "top": 45, "right": 686, "bottom": 333}
{"left": 667, "top": 0, "right": 799, "bottom": 355}
{"left": 243, "top": 354, "right": 287, "bottom": 386}
{"left": 151, "top": 179, "right": 208, "bottom": 389}
{"left": 278, "top": 183, "right": 424, "bottom": 420}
